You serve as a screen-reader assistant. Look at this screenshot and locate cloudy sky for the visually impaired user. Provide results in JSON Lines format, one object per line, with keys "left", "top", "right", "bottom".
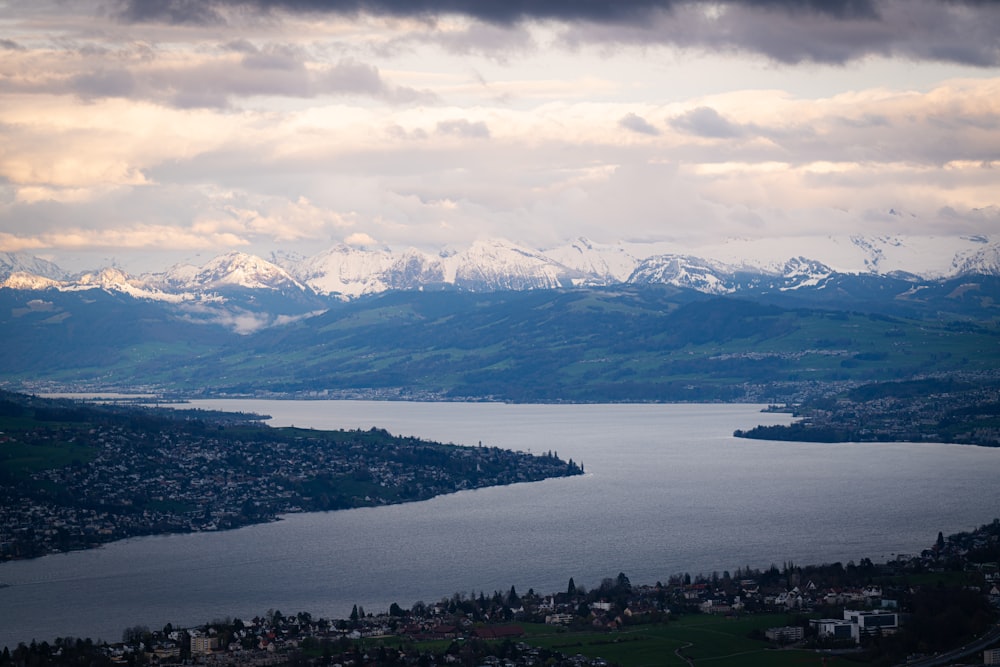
{"left": 1, "top": 0, "right": 999, "bottom": 272}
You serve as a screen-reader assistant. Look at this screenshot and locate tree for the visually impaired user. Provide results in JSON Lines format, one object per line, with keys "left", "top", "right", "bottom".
{"left": 567, "top": 577, "right": 576, "bottom": 596}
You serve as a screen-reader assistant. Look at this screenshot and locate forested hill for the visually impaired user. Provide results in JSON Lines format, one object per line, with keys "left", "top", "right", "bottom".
{"left": 2, "top": 283, "right": 999, "bottom": 402}
{"left": 0, "top": 391, "right": 582, "bottom": 560}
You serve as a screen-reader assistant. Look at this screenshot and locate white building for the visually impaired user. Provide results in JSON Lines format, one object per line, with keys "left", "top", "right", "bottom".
{"left": 843, "top": 609, "right": 900, "bottom": 641}
{"left": 812, "top": 610, "right": 900, "bottom": 645}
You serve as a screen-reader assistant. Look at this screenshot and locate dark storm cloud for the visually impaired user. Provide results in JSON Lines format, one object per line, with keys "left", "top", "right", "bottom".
{"left": 117, "top": 0, "right": 883, "bottom": 24}
{"left": 118, "top": 0, "right": 226, "bottom": 24}
{"left": 1, "top": 39, "right": 26, "bottom": 51}
{"left": 113, "top": 0, "right": 1000, "bottom": 67}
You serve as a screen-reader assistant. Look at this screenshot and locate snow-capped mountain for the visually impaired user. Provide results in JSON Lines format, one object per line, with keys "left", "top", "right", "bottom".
{"left": 4, "top": 234, "right": 1000, "bottom": 306}
{"left": 684, "top": 234, "right": 979, "bottom": 278}
{"left": 952, "top": 238, "right": 1000, "bottom": 276}
{"left": 628, "top": 254, "right": 739, "bottom": 294}
{"left": 0, "top": 252, "right": 67, "bottom": 282}
{"left": 159, "top": 252, "right": 307, "bottom": 293}
{"left": 73, "top": 267, "right": 189, "bottom": 302}
{"left": 439, "top": 239, "right": 575, "bottom": 291}
{"left": 540, "top": 238, "right": 638, "bottom": 285}
{"left": 287, "top": 239, "right": 578, "bottom": 297}
{"left": 1, "top": 271, "right": 63, "bottom": 290}
{"left": 293, "top": 244, "right": 405, "bottom": 297}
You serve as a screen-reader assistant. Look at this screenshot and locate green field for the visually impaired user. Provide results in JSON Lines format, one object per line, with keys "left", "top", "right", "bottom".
{"left": 516, "top": 615, "right": 855, "bottom": 667}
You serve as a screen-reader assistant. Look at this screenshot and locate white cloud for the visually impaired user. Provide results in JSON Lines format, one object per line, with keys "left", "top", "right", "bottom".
{"left": 0, "top": 0, "right": 996, "bottom": 271}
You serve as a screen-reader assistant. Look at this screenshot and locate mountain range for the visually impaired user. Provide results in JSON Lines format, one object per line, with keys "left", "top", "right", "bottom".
{"left": 3, "top": 234, "right": 1000, "bottom": 310}
{"left": 3, "top": 233, "right": 999, "bottom": 401}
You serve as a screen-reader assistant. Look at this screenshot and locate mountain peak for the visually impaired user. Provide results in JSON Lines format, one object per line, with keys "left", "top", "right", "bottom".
{"left": 168, "top": 252, "right": 307, "bottom": 292}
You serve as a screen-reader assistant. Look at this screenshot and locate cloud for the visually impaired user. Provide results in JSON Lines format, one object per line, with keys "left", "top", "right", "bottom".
{"left": 669, "top": 107, "right": 745, "bottom": 138}
{"left": 436, "top": 118, "right": 491, "bottom": 138}
{"left": 70, "top": 68, "right": 137, "bottom": 99}
{"left": 0, "top": 39, "right": 436, "bottom": 109}
{"left": 558, "top": 0, "right": 1000, "bottom": 66}
{"left": 108, "top": 1, "right": 1000, "bottom": 66}
{"left": 117, "top": 0, "right": 884, "bottom": 26}
{"left": 619, "top": 112, "right": 660, "bottom": 136}
{"left": 0, "top": 224, "right": 249, "bottom": 253}
{"left": 345, "top": 232, "right": 378, "bottom": 245}
{"left": 117, "top": 0, "right": 226, "bottom": 25}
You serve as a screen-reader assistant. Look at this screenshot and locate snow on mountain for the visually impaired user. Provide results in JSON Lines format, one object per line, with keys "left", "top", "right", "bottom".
{"left": 72, "top": 267, "right": 190, "bottom": 302}
{"left": 1, "top": 271, "right": 63, "bottom": 290}
{"left": 161, "top": 252, "right": 306, "bottom": 293}
{"left": 684, "top": 235, "right": 985, "bottom": 278}
{"left": 292, "top": 244, "right": 398, "bottom": 297}
{"left": 292, "top": 239, "right": 577, "bottom": 297}
{"left": 541, "top": 238, "right": 638, "bottom": 284}
{"left": 627, "top": 254, "right": 740, "bottom": 294}
{"left": 385, "top": 247, "right": 446, "bottom": 290}
{"left": 440, "top": 239, "right": 576, "bottom": 291}
{"left": 951, "top": 238, "right": 1000, "bottom": 276}
{"left": 3, "top": 234, "right": 999, "bottom": 304}
{"left": 0, "top": 252, "right": 67, "bottom": 281}
{"left": 773, "top": 257, "right": 835, "bottom": 290}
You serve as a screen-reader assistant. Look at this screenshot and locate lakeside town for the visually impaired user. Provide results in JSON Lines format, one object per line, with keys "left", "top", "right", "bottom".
{"left": 736, "top": 374, "right": 1000, "bottom": 446}
{"left": 0, "top": 391, "right": 581, "bottom": 560}
{"left": 3, "top": 520, "right": 1000, "bottom": 667}
{"left": 3, "top": 392, "right": 1000, "bottom": 666}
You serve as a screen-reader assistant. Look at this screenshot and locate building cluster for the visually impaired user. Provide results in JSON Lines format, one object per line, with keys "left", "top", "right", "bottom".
{"left": 1, "top": 415, "right": 580, "bottom": 561}
{"left": 5, "top": 518, "right": 999, "bottom": 667}
{"left": 771, "top": 373, "right": 1000, "bottom": 445}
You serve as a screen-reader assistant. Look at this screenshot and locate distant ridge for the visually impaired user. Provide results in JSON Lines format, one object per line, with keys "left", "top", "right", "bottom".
{"left": 3, "top": 234, "right": 999, "bottom": 304}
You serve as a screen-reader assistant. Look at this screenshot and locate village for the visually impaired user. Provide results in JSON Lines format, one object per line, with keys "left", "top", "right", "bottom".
{"left": 5, "top": 520, "right": 998, "bottom": 667}
{"left": 0, "top": 396, "right": 581, "bottom": 560}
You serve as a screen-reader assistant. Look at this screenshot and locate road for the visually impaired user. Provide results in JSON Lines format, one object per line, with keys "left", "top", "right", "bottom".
{"left": 896, "top": 624, "right": 1000, "bottom": 667}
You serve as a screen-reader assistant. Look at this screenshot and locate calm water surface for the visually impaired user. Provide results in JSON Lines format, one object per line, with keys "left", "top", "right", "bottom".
{"left": 2, "top": 401, "right": 998, "bottom": 648}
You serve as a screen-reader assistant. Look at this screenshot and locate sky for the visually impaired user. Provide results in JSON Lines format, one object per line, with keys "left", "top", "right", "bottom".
{"left": 1, "top": 0, "right": 999, "bottom": 273}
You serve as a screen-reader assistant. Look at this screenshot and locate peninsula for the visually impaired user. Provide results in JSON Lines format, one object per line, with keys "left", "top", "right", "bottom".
{"left": 0, "top": 391, "right": 582, "bottom": 560}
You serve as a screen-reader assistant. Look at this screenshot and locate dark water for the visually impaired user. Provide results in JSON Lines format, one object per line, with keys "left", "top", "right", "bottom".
{"left": 2, "top": 401, "right": 997, "bottom": 648}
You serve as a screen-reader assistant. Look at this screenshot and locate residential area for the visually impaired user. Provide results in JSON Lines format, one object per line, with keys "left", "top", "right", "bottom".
{"left": 4, "top": 521, "right": 999, "bottom": 667}
{"left": 0, "top": 393, "right": 582, "bottom": 560}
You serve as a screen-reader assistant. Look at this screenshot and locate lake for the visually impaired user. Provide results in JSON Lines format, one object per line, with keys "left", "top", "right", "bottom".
{"left": 2, "top": 400, "right": 998, "bottom": 649}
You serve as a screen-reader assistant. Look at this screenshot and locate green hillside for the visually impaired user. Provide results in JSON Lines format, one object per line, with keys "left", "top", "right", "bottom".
{"left": 2, "top": 285, "right": 998, "bottom": 402}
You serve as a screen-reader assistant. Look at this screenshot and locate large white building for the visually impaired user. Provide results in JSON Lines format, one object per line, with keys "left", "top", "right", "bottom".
{"left": 812, "top": 610, "right": 900, "bottom": 644}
